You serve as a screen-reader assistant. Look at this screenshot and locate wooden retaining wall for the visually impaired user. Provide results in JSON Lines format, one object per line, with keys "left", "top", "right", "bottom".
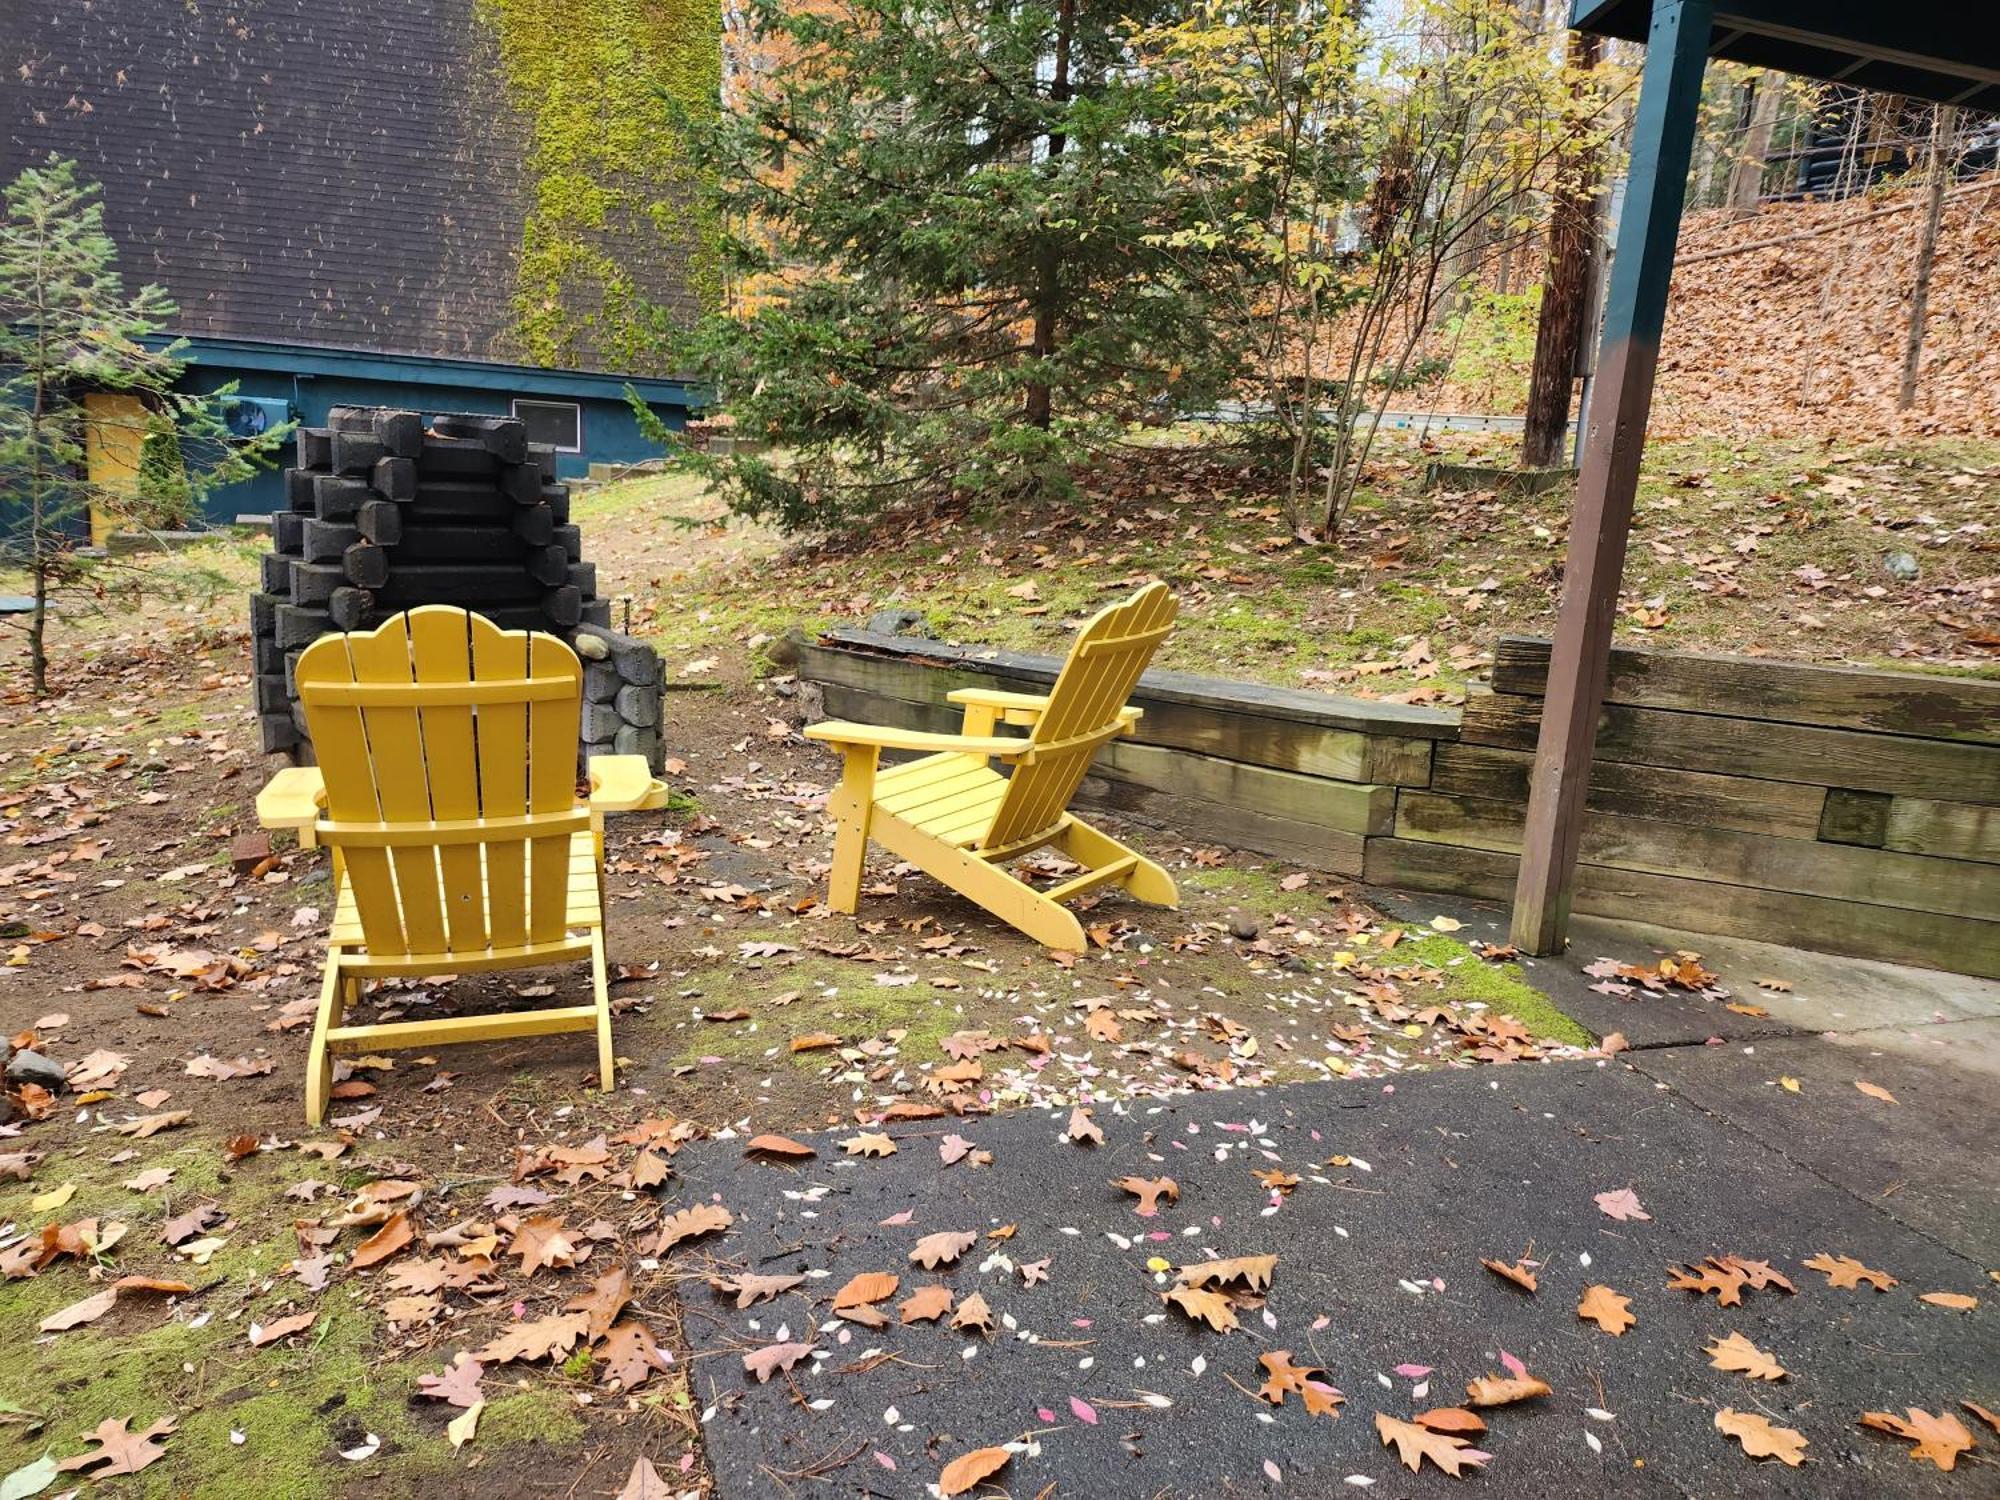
{"left": 798, "top": 629, "right": 2000, "bottom": 978}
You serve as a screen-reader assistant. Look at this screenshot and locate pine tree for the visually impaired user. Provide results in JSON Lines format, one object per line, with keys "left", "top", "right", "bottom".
{"left": 667, "top": 0, "right": 1258, "bottom": 529}
{"left": 0, "top": 157, "right": 286, "bottom": 695}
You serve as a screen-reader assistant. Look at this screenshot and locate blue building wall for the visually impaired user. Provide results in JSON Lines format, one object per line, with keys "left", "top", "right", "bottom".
{"left": 175, "top": 337, "right": 698, "bottom": 521}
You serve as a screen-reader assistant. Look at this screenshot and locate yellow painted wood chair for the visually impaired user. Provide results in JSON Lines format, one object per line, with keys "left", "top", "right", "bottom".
{"left": 255, "top": 605, "right": 668, "bottom": 1124}
{"left": 805, "top": 581, "right": 1180, "bottom": 950}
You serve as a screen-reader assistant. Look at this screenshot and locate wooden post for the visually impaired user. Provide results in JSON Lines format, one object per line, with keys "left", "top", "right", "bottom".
{"left": 1510, "top": 0, "right": 1712, "bottom": 954}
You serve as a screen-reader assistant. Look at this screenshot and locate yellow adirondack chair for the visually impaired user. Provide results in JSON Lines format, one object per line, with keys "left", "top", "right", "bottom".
{"left": 255, "top": 606, "right": 668, "bottom": 1124}
{"left": 805, "top": 581, "right": 1179, "bottom": 950}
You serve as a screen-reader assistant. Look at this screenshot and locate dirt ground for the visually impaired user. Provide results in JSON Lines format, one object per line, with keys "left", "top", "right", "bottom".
{"left": 0, "top": 604, "right": 1597, "bottom": 1498}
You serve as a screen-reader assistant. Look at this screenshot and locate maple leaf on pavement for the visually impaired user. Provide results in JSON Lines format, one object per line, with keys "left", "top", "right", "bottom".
{"left": 1705, "top": 1331, "right": 1786, "bottom": 1380}
{"left": 1066, "top": 1106, "right": 1104, "bottom": 1145}
{"left": 1712, "top": 1255, "right": 1794, "bottom": 1293}
{"left": 742, "top": 1341, "right": 815, "bottom": 1383}
{"left": 1113, "top": 1175, "right": 1180, "bottom": 1216}
{"left": 1576, "top": 1284, "right": 1635, "bottom": 1335}
{"left": 1593, "top": 1187, "right": 1650, "bottom": 1222}
{"left": 709, "top": 1272, "right": 803, "bottom": 1309}
{"left": 1176, "top": 1254, "right": 1277, "bottom": 1292}
{"left": 1481, "top": 1257, "right": 1537, "bottom": 1293}
{"left": 415, "top": 1353, "right": 486, "bottom": 1408}
{"left": 909, "top": 1230, "right": 976, "bottom": 1269}
{"left": 842, "top": 1132, "right": 896, "bottom": 1158}
{"left": 1803, "top": 1252, "right": 1897, "bottom": 1291}
{"left": 1258, "top": 1351, "right": 1343, "bottom": 1417}
{"left": 950, "top": 1292, "right": 994, "bottom": 1334}
{"left": 58, "top": 1416, "right": 178, "bottom": 1476}
{"left": 1666, "top": 1260, "right": 1749, "bottom": 1306}
{"left": 1375, "top": 1412, "right": 1489, "bottom": 1476}
{"left": 1859, "top": 1408, "right": 1974, "bottom": 1471}
{"left": 899, "top": 1285, "right": 953, "bottom": 1324}
{"left": 1715, "top": 1407, "right": 1807, "bottom": 1466}
{"left": 1163, "top": 1284, "right": 1239, "bottom": 1333}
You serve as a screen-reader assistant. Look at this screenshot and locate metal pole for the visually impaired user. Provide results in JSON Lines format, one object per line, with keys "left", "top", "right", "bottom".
{"left": 1510, "top": 0, "right": 1713, "bottom": 954}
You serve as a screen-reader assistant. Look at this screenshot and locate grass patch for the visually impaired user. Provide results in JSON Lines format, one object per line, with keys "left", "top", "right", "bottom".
{"left": 1394, "top": 932, "right": 1593, "bottom": 1049}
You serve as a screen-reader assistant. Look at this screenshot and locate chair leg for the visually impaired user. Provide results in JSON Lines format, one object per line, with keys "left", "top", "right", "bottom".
{"left": 826, "top": 745, "right": 879, "bottom": 915}
{"left": 590, "top": 932, "right": 614, "bottom": 1093}
{"left": 304, "top": 958, "right": 347, "bottom": 1127}
{"left": 1062, "top": 817, "right": 1178, "bottom": 908}
{"left": 879, "top": 821, "right": 1089, "bottom": 951}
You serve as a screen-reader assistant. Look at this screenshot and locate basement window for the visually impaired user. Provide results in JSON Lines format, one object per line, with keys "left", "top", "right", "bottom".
{"left": 511, "top": 399, "right": 583, "bottom": 453}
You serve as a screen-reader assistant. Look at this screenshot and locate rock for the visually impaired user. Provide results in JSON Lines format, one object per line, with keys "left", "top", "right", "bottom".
{"left": 1227, "top": 913, "right": 1261, "bottom": 941}
{"left": 864, "top": 607, "right": 927, "bottom": 638}
{"left": 764, "top": 628, "right": 808, "bottom": 669}
{"left": 1883, "top": 550, "right": 1921, "bottom": 581}
{"left": 574, "top": 632, "right": 611, "bottom": 661}
{"left": 1280, "top": 954, "right": 1310, "bottom": 974}
{"left": 6, "top": 1048, "right": 67, "bottom": 1091}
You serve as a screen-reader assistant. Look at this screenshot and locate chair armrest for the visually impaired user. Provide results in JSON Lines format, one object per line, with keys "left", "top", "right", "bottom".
{"left": 945, "top": 687, "right": 1051, "bottom": 726}
{"left": 803, "top": 720, "right": 1024, "bottom": 757}
{"left": 1117, "top": 706, "right": 1143, "bottom": 733}
{"left": 257, "top": 767, "right": 326, "bottom": 832}
{"left": 587, "top": 754, "right": 671, "bottom": 813}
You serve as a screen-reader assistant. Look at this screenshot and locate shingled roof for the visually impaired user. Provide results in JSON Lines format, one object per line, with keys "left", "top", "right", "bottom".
{"left": 3, "top": 0, "right": 699, "bottom": 372}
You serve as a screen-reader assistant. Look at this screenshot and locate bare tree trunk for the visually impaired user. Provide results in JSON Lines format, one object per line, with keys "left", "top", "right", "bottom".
{"left": 1521, "top": 32, "right": 1600, "bottom": 469}
{"left": 1727, "top": 75, "right": 1781, "bottom": 219}
{"left": 1898, "top": 105, "right": 1954, "bottom": 411}
{"left": 1023, "top": 0, "right": 1074, "bottom": 432}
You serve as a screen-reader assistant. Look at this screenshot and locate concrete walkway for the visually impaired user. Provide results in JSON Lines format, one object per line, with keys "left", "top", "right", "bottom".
{"left": 669, "top": 913, "right": 1999, "bottom": 1498}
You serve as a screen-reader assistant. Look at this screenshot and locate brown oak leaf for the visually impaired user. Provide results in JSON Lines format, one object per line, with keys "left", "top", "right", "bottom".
{"left": 1666, "top": 1261, "right": 1750, "bottom": 1307}
{"left": 474, "top": 1313, "right": 589, "bottom": 1365}
{"left": 709, "top": 1272, "right": 803, "bottom": 1309}
{"left": 1803, "top": 1252, "right": 1897, "bottom": 1291}
{"left": 841, "top": 1132, "right": 896, "bottom": 1158}
{"left": 1466, "top": 1371, "right": 1552, "bottom": 1407}
{"left": 654, "top": 1202, "right": 733, "bottom": 1254}
{"left": 1858, "top": 1408, "right": 1974, "bottom": 1471}
{"left": 352, "top": 1211, "right": 414, "bottom": 1269}
{"left": 597, "top": 1321, "right": 671, "bottom": 1390}
{"left": 509, "top": 1216, "right": 578, "bottom": 1275}
{"left": 248, "top": 1309, "right": 317, "bottom": 1347}
{"left": 744, "top": 1133, "right": 816, "bottom": 1160}
{"left": 58, "top": 1415, "right": 177, "bottom": 1476}
{"left": 1414, "top": 1408, "right": 1487, "bottom": 1435}
{"left": 416, "top": 1353, "right": 486, "bottom": 1408}
{"left": 1066, "top": 1106, "right": 1104, "bottom": 1145}
{"left": 1375, "top": 1412, "right": 1489, "bottom": 1476}
{"left": 1177, "top": 1254, "right": 1277, "bottom": 1292}
{"left": 950, "top": 1291, "right": 994, "bottom": 1334}
{"left": 1163, "top": 1284, "right": 1239, "bottom": 1333}
{"left": 1715, "top": 1407, "right": 1807, "bottom": 1466}
{"left": 1481, "top": 1257, "right": 1537, "bottom": 1294}
{"left": 1258, "top": 1351, "right": 1343, "bottom": 1418}
{"left": 1113, "top": 1175, "right": 1180, "bottom": 1216}
{"left": 1577, "top": 1284, "right": 1635, "bottom": 1335}
{"left": 899, "top": 1285, "right": 954, "bottom": 1324}
{"left": 1706, "top": 1331, "right": 1786, "bottom": 1381}
{"left": 742, "top": 1340, "right": 815, "bottom": 1383}
{"left": 909, "top": 1230, "right": 977, "bottom": 1269}
{"left": 564, "top": 1264, "right": 632, "bottom": 1342}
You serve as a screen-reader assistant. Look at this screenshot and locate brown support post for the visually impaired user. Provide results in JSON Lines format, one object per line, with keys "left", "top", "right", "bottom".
{"left": 1510, "top": 0, "right": 1712, "bottom": 954}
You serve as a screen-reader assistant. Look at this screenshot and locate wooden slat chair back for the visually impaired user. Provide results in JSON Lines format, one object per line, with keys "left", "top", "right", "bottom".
{"left": 259, "top": 604, "right": 669, "bottom": 1124}
{"left": 805, "top": 582, "right": 1180, "bottom": 951}
{"left": 979, "top": 582, "right": 1179, "bottom": 855}
{"left": 298, "top": 606, "right": 588, "bottom": 971}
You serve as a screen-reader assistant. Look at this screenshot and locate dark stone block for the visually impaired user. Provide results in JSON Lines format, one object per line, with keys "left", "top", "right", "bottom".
{"left": 296, "top": 428, "right": 334, "bottom": 469}
{"left": 302, "top": 518, "right": 361, "bottom": 564}
{"left": 275, "top": 603, "right": 333, "bottom": 648}
{"left": 371, "top": 455, "right": 417, "bottom": 501}
{"left": 330, "top": 430, "right": 387, "bottom": 476}
{"left": 356, "top": 499, "right": 404, "bottom": 546}
{"left": 328, "top": 587, "right": 374, "bottom": 631}
{"left": 311, "top": 476, "right": 371, "bottom": 523}
{"left": 343, "top": 542, "right": 391, "bottom": 589}
{"left": 260, "top": 552, "right": 293, "bottom": 594}
{"left": 271, "top": 511, "right": 306, "bottom": 552}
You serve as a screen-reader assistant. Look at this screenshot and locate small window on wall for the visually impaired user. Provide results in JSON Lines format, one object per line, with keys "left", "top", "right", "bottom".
{"left": 511, "top": 399, "right": 583, "bottom": 453}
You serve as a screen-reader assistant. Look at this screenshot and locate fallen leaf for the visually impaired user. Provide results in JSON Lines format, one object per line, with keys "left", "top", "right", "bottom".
{"left": 1466, "top": 1371, "right": 1552, "bottom": 1407}
{"left": 1593, "top": 1187, "right": 1650, "bottom": 1222}
{"left": 1577, "top": 1284, "right": 1635, "bottom": 1335}
{"left": 1854, "top": 1080, "right": 1898, "bottom": 1104}
{"left": 1176, "top": 1254, "right": 1276, "bottom": 1292}
{"left": 564, "top": 1265, "right": 632, "bottom": 1342}
{"left": 415, "top": 1354, "right": 486, "bottom": 1409}
{"left": 1705, "top": 1331, "right": 1786, "bottom": 1381}
{"left": 617, "top": 1457, "right": 670, "bottom": 1500}
{"left": 1066, "top": 1107, "right": 1104, "bottom": 1145}
{"left": 949, "top": 1292, "right": 994, "bottom": 1334}
{"left": 709, "top": 1272, "right": 803, "bottom": 1309}
{"left": 1414, "top": 1408, "right": 1487, "bottom": 1435}
{"left": 909, "top": 1230, "right": 977, "bottom": 1269}
{"left": 446, "top": 1401, "right": 482, "bottom": 1451}
{"left": 842, "top": 1133, "right": 896, "bottom": 1158}
{"left": 742, "top": 1341, "right": 815, "bottom": 1383}
{"left": 938, "top": 1445, "right": 1010, "bottom": 1497}
{"left": 110, "top": 1111, "right": 189, "bottom": 1139}
{"left": 473, "top": 1313, "right": 589, "bottom": 1365}
{"left": 1481, "top": 1257, "right": 1537, "bottom": 1294}
{"left": 1114, "top": 1176, "right": 1180, "bottom": 1216}
{"left": 39, "top": 1288, "right": 117, "bottom": 1332}
{"left": 1803, "top": 1252, "right": 1897, "bottom": 1291}
{"left": 352, "top": 1212, "right": 413, "bottom": 1269}
{"left": 596, "top": 1322, "right": 670, "bottom": 1389}
{"left": 789, "top": 1032, "right": 841, "bottom": 1053}
{"left": 1961, "top": 1401, "right": 2000, "bottom": 1435}
{"left": 1258, "top": 1351, "right": 1344, "bottom": 1417}
{"left": 745, "top": 1133, "right": 816, "bottom": 1160}
{"left": 833, "top": 1271, "right": 899, "bottom": 1313}
{"left": 899, "top": 1285, "right": 953, "bottom": 1324}
{"left": 57, "top": 1416, "right": 176, "bottom": 1477}
{"left": 248, "top": 1310, "right": 317, "bottom": 1347}
{"left": 1918, "top": 1291, "right": 1977, "bottom": 1311}
{"left": 1715, "top": 1407, "right": 1807, "bottom": 1466}
{"left": 1859, "top": 1409, "right": 1973, "bottom": 1472}
{"left": 1162, "top": 1284, "right": 1238, "bottom": 1333}
{"left": 654, "top": 1202, "right": 733, "bottom": 1254}
{"left": 1375, "top": 1412, "right": 1489, "bottom": 1476}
